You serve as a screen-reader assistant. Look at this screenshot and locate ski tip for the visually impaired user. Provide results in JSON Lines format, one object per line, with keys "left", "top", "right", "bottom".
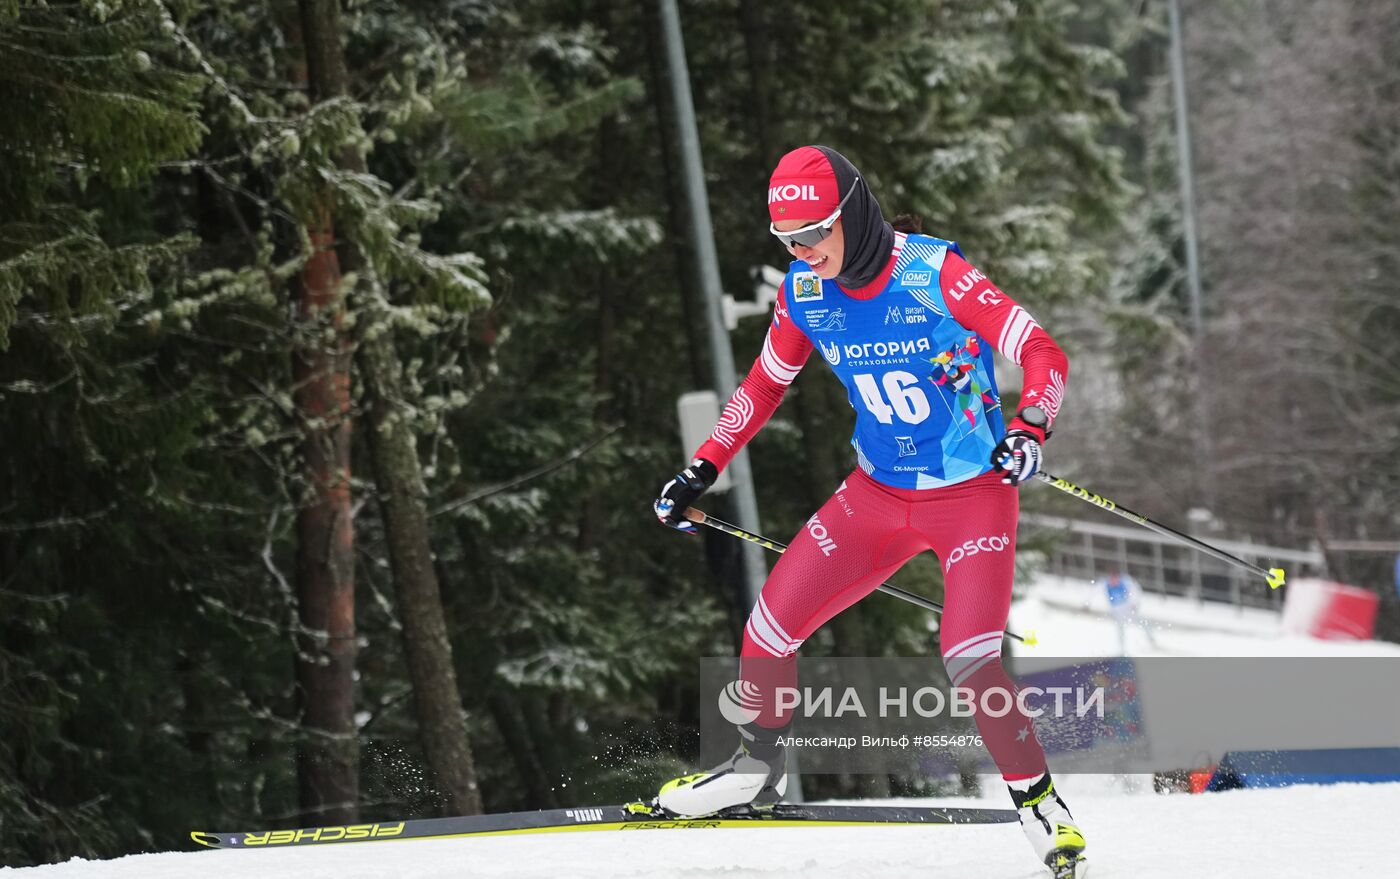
{"left": 1266, "top": 567, "right": 1286, "bottom": 590}
{"left": 1020, "top": 629, "right": 1038, "bottom": 647}
{"left": 190, "top": 831, "right": 221, "bottom": 848}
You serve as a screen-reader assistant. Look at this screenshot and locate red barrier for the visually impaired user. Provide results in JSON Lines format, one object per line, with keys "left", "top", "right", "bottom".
{"left": 1188, "top": 766, "right": 1217, "bottom": 794}
{"left": 1281, "top": 578, "right": 1379, "bottom": 641}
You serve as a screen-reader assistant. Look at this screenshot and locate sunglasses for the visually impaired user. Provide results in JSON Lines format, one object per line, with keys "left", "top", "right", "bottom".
{"left": 769, "top": 176, "right": 859, "bottom": 249}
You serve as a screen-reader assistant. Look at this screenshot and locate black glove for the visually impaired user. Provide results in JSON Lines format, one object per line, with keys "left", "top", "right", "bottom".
{"left": 653, "top": 459, "right": 718, "bottom": 533}
{"left": 990, "top": 431, "right": 1043, "bottom": 486}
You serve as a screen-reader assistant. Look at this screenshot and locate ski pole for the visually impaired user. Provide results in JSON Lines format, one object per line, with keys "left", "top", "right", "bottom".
{"left": 683, "top": 508, "right": 1034, "bottom": 645}
{"left": 1033, "top": 471, "right": 1287, "bottom": 589}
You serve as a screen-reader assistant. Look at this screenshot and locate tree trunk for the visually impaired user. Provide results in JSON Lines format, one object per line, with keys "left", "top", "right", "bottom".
{"left": 292, "top": 205, "right": 359, "bottom": 825}
{"left": 296, "top": 0, "right": 481, "bottom": 816}
{"left": 287, "top": 0, "right": 359, "bottom": 828}
{"left": 358, "top": 329, "right": 483, "bottom": 815}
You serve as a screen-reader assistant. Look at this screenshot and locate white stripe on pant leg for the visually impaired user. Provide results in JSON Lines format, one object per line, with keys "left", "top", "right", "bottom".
{"left": 948, "top": 652, "right": 1001, "bottom": 689}
{"left": 946, "top": 634, "right": 1004, "bottom": 663}
{"left": 943, "top": 631, "right": 1004, "bottom": 660}
{"left": 745, "top": 617, "right": 789, "bottom": 657}
{"left": 747, "top": 596, "right": 802, "bottom": 657}
{"left": 756, "top": 594, "right": 796, "bottom": 646}
{"left": 943, "top": 631, "right": 1004, "bottom": 688}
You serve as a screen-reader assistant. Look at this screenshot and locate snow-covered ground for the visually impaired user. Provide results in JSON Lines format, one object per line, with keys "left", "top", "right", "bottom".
{"left": 1009, "top": 573, "right": 1400, "bottom": 658}
{"left": 9, "top": 576, "right": 1397, "bottom": 878}
{"left": 1006, "top": 574, "right": 1400, "bottom": 771}
{"left": 7, "top": 781, "right": 1392, "bottom": 878}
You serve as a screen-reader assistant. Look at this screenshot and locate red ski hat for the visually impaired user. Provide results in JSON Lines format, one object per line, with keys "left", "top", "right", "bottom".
{"left": 767, "top": 146, "right": 841, "bottom": 222}
{"left": 765, "top": 145, "right": 895, "bottom": 290}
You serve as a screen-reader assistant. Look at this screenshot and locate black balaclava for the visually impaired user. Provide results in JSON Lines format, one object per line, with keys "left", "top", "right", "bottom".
{"left": 813, "top": 145, "right": 896, "bottom": 290}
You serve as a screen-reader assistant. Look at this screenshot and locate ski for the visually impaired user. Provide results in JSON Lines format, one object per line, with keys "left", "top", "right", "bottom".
{"left": 190, "top": 801, "right": 1016, "bottom": 849}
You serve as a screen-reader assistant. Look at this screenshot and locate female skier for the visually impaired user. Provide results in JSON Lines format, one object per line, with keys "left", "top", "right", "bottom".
{"left": 652, "top": 145, "right": 1085, "bottom": 878}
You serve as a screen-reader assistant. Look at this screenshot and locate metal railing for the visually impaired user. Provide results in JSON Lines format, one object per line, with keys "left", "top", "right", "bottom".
{"left": 1020, "top": 513, "right": 1327, "bottom": 611}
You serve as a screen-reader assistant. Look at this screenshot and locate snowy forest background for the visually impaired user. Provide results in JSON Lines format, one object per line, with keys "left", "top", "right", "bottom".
{"left": 2, "top": 0, "right": 1398, "bottom": 866}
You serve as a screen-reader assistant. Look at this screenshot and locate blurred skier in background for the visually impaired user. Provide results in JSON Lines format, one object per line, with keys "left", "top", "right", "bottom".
{"left": 652, "top": 145, "right": 1085, "bottom": 878}
{"left": 1105, "top": 569, "right": 1159, "bottom": 655}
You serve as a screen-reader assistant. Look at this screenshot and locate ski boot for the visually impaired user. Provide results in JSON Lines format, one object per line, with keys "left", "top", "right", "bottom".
{"left": 1009, "top": 772, "right": 1088, "bottom": 879}
{"left": 654, "top": 721, "right": 788, "bottom": 817}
